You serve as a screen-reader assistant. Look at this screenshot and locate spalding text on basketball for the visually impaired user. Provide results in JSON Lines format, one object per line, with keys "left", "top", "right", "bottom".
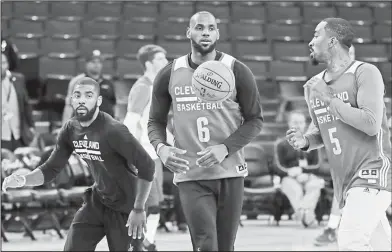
{"left": 194, "top": 72, "right": 222, "bottom": 89}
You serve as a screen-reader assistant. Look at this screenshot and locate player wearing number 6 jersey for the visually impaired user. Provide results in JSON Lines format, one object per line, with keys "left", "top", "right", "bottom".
{"left": 287, "top": 18, "right": 391, "bottom": 251}
{"left": 148, "top": 12, "right": 263, "bottom": 251}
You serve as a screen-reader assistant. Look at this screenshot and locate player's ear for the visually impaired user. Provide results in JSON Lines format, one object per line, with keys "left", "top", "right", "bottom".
{"left": 216, "top": 28, "right": 220, "bottom": 41}
{"left": 186, "top": 27, "right": 191, "bottom": 39}
{"left": 97, "top": 95, "right": 102, "bottom": 107}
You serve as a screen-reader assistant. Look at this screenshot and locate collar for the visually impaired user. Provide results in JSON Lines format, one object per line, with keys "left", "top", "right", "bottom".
{"left": 187, "top": 51, "right": 222, "bottom": 70}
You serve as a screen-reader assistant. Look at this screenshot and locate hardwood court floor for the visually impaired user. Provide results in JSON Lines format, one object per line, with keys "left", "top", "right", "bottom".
{"left": 2, "top": 218, "right": 390, "bottom": 251}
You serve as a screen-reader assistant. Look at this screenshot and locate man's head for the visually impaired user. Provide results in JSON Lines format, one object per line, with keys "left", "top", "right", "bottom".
{"left": 137, "top": 44, "right": 168, "bottom": 75}
{"left": 187, "top": 11, "right": 220, "bottom": 56}
{"left": 71, "top": 77, "right": 102, "bottom": 122}
{"left": 288, "top": 110, "right": 307, "bottom": 134}
{"left": 85, "top": 50, "right": 103, "bottom": 76}
{"left": 308, "top": 18, "right": 355, "bottom": 65}
{"left": 1, "top": 53, "right": 9, "bottom": 80}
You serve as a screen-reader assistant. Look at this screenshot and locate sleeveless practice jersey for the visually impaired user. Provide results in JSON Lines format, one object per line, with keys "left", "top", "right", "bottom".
{"left": 148, "top": 51, "right": 264, "bottom": 184}
{"left": 305, "top": 61, "right": 391, "bottom": 208}
{"left": 170, "top": 53, "right": 246, "bottom": 183}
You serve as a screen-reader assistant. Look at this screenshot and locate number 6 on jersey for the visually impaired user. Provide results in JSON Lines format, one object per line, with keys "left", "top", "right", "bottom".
{"left": 196, "top": 117, "right": 210, "bottom": 142}
{"left": 328, "top": 127, "right": 342, "bottom": 155}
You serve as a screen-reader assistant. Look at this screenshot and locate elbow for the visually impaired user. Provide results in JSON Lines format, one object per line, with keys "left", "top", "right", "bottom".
{"left": 365, "top": 126, "right": 380, "bottom": 136}
{"left": 138, "top": 160, "right": 155, "bottom": 182}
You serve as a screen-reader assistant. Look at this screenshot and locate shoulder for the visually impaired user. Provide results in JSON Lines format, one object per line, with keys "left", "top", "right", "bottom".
{"left": 356, "top": 61, "right": 381, "bottom": 75}
{"left": 103, "top": 113, "right": 128, "bottom": 135}
{"left": 232, "top": 58, "right": 253, "bottom": 76}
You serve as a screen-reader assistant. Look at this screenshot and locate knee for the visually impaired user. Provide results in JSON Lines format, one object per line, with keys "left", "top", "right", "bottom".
{"left": 337, "top": 227, "right": 370, "bottom": 251}
{"left": 147, "top": 206, "right": 161, "bottom": 215}
{"left": 194, "top": 233, "right": 218, "bottom": 251}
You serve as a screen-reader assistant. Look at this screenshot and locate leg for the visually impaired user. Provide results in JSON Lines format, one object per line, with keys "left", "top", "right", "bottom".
{"left": 178, "top": 181, "right": 219, "bottom": 251}
{"left": 63, "top": 195, "right": 105, "bottom": 251}
{"left": 338, "top": 188, "right": 392, "bottom": 251}
{"left": 280, "top": 176, "right": 304, "bottom": 213}
{"left": 104, "top": 209, "right": 142, "bottom": 251}
{"left": 144, "top": 159, "right": 163, "bottom": 249}
{"left": 216, "top": 177, "right": 244, "bottom": 251}
{"left": 301, "top": 175, "right": 324, "bottom": 225}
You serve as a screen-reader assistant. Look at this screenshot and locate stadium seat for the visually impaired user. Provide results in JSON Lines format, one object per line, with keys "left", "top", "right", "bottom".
{"left": 77, "top": 57, "right": 115, "bottom": 79}
{"left": 116, "top": 38, "right": 155, "bottom": 59}
{"left": 217, "top": 41, "right": 232, "bottom": 55}
{"left": 273, "top": 42, "right": 309, "bottom": 62}
{"left": 354, "top": 43, "right": 389, "bottom": 62}
{"left": 45, "top": 19, "right": 81, "bottom": 38}
{"left": 302, "top": 24, "right": 316, "bottom": 42}
{"left": 79, "top": 37, "right": 116, "bottom": 58}
{"left": 39, "top": 54, "right": 78, "bottom": 79}
{"left": 305, "top": 63, "right": 325, "bottom": 78}
{"left": 18, "top": 55, "right": 40, "bottom": 97}
{"left": 50, "top": 1, "right": 86, "bottom": 21}
{"left": 333, "top": 1, "right": 361, "bottom": 8}
{"left": 123, "top": 2, "right": 158, "bottom": 22}
{"left": 267, "top": 5, "right": 302, "bottom": 25}
{"left": 2, "top": 19, "right": 9, "bottom": 38}
{"left": 351, "top": 25, "right": 373, "bottom": 44}
{"left": 9, "top": 18, "right": 44, "bottom": 37}
{"left": 270, "top": 61, "right": 307, "bottom": 82}
{"left": 158, "top": 21, "right": 189, "bottom": 41}
{"left": 86, "top": 1, "right": 123, "bottom": 21}
{"left": 121, "top": 20, "right": 156, "bottom": 40}
{"left": 301, "top": 1, "right": 328, "bottom": 7}
{"left": 257, "top": 80, "right": 280, "bottom": 99}
{"left": 159, "top": 1, "right": 194, "bottom": 22}
{"left": 116, "top": 57, "right": 144, "bottom": 80}
{"left": 10, "top": 36, "right": 41, "bottom": 55}
{"left": 374, "top": 24, "right": 392, "bottom": 43}
{"left": 374, "top": 6, "right": 392, "bottom": 25}
{"left": 41, "top": 36, "right": 79, "bottom": 56}
{"left": 231, "top": 22, "right": 265, "bottom": 41}
{"left": 1, "top": 1, "right": 12, "bottom": 20}
{"left": 158, "top": 40, "right": 190, "bottom": 59}
{"left": 195, "top": 1, "right": 230, "bottom": 23}
{"left": 379, "top": 61, "right": 392, "bottom": 83}
{"left": 235, "top": 41, "right": 272, "bottom": 62}
{"left": 13, "top": 1, "right": 49, "bottom": 21}
{"left": 241, "top": 60, "right": 269, "bottom": 81}
{"left": 82, "top": 20, "right": 119, "bottom": 39}
{"left": 231, "top": 2, "right": 266, "bottom": 24}
{"left": 336, "top": 6, "right": 373, "bottom": 25}
{"left": 266, "top": 23, "right": 302, "bottom": 42}
{"left": 303, "top": 6, "right": 337, "bottom": 24}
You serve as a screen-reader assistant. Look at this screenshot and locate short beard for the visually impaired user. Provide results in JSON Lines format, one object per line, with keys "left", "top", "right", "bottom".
{"left": 310, "top": 54, "right": 320, "bottom": 66}
{"left": 75, "top": 103, "right": 98, "bottom": 122}
{"left": 191, "top": 38, "right": 216, "bottom": 56}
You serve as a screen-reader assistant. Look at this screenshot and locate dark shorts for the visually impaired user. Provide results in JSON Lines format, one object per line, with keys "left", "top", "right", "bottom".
{"left": 64, "top": 188, "right": 142, "bottom": 251}
{"left": 178, "top": 177, "right": 244, "bottom": 251}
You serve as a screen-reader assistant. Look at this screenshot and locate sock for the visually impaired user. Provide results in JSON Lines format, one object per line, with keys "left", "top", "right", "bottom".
{"left": 327, "top": 214, "right": 341, "bottom": 229}
{"left": 144, "top": 213, "right": 160, "bottom": 244}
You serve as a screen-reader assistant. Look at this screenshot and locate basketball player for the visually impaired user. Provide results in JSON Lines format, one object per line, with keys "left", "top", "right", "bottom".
{"left": 287, "top": 18, "right": 391, "bottom": 250}
{"left": 148, "top": 12, "right": 264, "bottom": 251}
{"left": 2, "top": 77, "right": 155, "bottom": 251}
{"left": 123, "top": 44, "right": 169, "bottom": 251}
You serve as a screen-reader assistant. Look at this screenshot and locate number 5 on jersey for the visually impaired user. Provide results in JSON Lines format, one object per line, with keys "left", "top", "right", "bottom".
{"left": 196, "top": 117, "right": 210, "bottom": 142}
{"left": 328, "top": 127, "right": 342, "bottom": 155}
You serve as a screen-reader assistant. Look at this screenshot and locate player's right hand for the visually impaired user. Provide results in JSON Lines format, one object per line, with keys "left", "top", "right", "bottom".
{"left": 286, "top": 127, "right": 307, "bottom": 150}
{"left": 158, "top": 146, "right": 189, "bottom": 174}
{"left": 2, "top": 173, "right": 26, "bottom": 192}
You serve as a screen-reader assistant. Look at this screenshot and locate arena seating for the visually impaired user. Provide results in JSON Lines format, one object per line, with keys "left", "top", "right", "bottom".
{"left": 1, "top": 0, "right": 391, "bottom": 239}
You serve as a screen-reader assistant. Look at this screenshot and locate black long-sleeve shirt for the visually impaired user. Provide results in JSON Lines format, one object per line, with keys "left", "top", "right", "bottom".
{"left": 148, "top": 51, "right": 264, "bottom": 155}
{"left": 39, "top": 111, "right": 155, "bottom": 213}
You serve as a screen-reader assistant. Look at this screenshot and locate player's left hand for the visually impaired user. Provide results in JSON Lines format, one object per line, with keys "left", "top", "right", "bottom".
{"left": 304, "top": 77, "right": 334, "bottom": 105}
{"left": 196, "top": 144, "right": 228, "bottom": 168}
{"left": 126, "top": 210, "right": 147, "bottom": 239}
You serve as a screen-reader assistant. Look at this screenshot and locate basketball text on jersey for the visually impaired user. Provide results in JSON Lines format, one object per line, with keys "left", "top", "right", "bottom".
{"left": 72, "top": 135, "right": 104, "bottom": 161}
{"left": 174, "top": 86, "right": 224, "bottom": 112}
{"left": 310, "top": 91, "right": 351, "bottom": 125}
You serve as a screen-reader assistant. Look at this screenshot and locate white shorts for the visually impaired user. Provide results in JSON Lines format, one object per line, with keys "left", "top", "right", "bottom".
{"left": 338, "top": 187, "right": 391, "bottom": 251}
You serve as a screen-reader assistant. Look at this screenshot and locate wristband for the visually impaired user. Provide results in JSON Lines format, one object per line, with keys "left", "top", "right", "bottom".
{"left": 132, "top": 208, "right": 145, "bottom": 213}
{"left": 156, "top": 143, "right": 166, "bottom": 156}
{"left": 19, "top": 175, "right": 26, "bottom": 187}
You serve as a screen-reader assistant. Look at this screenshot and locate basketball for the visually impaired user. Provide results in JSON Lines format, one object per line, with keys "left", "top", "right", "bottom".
{"left": 192, "top": 60, "right": 235, "bottom": 103}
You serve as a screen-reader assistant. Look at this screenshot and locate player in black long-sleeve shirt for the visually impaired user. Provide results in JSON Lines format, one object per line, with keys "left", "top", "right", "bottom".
{"left": 2, "top": 77, "right": 155, "bottom": 251}
{"left": 148, "top": 12, "right": 263, "bottom": 251}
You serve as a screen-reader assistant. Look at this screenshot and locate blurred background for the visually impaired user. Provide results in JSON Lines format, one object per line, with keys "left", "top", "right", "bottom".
{"left": 1, "top": 0, "right": 391, "bottom": 250}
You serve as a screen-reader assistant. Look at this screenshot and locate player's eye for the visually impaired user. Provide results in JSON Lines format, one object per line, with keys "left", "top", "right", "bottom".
{"left": 209, "top": 27, "right": 215, "bottom": 31}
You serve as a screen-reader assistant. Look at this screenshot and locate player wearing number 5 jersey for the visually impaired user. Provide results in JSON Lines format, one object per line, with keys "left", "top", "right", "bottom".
{"left": 288, "top": 18, "right": 391, "bottom": 251}
{"left": 148, "top": 12, "right": 263, "bottom": 251}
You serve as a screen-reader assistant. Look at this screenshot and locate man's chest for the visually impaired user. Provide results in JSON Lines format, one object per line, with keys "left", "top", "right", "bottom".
{"left": 69, "top": 132, "right": 107, "bottom": 162}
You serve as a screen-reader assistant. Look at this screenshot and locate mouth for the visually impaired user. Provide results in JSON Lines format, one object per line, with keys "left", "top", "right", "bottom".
{"left": 200, "top": 40, "right": 211, "bottom": 46}
{"left": 77, "top": 107, "right": 88, "bottom": 113}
